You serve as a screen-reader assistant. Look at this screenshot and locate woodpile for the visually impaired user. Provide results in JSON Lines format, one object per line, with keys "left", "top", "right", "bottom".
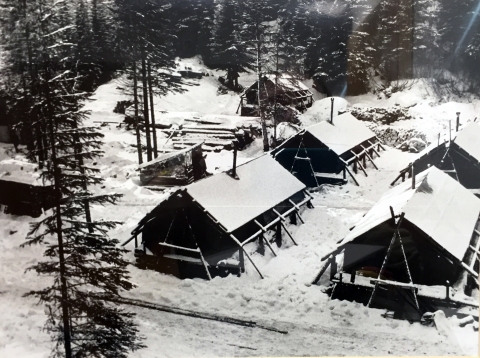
{"left": 161, "top": 122, "right": 259, "bottom": 152}
{"left": 366, "top": 123, "right": 428, "bottom": 152}
{"left": 349, "top": 106, "right": 412, "bottom": 124}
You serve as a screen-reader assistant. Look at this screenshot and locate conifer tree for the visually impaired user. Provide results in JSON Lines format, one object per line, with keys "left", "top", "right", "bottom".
{"left": 1, "top": 1, "right": 144, "bottom": 357}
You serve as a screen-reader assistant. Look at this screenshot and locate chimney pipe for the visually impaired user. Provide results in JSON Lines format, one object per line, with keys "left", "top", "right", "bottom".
{"left": 330, "top": 97, "right": 334, "bottom": 124}
{"left": 456, "top": 112, "right": 460, "bottom": 132}
{"left": 231, "top": 140, "right": 239, "bottom": 179}
{"left": 449, "top": 120, "right": 452, "bottom": 142}
{"left": 411, "top": 164, "right": 415, "bottom": 190}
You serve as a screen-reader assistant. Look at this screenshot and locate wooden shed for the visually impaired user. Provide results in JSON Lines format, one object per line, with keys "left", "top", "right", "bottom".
{"left": 125, "top": 154, "right": 313, "bottom": 279}
{"left": 313, "top": 167, "right": 480, "bottom": 320}
{"left": 271, "top": 113, "right": 384, "bottom": 187}
{"left": 238, "top": 74, "right": 314, "bottom": 116}
{"left": 138, "top": 143, "right": 206, "bottom": 186}
{"left": 0, "top": 159, "right": 55, "bottom": 217}
{"left": 392, "top": 122, "right": 480, "bottom": 196}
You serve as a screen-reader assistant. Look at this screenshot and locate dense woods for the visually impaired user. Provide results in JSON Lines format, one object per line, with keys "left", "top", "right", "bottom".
{"left": 0, "top": 0, "right": 479, "bottom": 356}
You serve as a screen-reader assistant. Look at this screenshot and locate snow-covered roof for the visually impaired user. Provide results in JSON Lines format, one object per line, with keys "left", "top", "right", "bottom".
{"left": 186, "top": 154, "right": 306, "bottom": 233}
{"left": 0, "top": 159, "right": 46, "bottom": 186}
{"left": 138, "top": 143, "right": 202, "bottom": 170}
{"left": 454, "top": 122, "right": 480, "bottom": 163}
{"left": 341, "top": 167, "right": 480, "bottom": 262}
{"left": 268, "top": 74, "right": 311, "bottom": 92}
{"left": 306, "top": 112, "right": 377, "bottom": 156}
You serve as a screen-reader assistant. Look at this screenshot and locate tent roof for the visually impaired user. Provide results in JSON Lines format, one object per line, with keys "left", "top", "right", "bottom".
{"left": 138, "top": 143, "right": 202, "bottom": 170}
{"left": 186, "top": 154, "right": 306, "bottom": 233}
{"left": 306, "top": 113, "right": 377, "bottom": 156}
{"left": 244, "top": 74, "right": 311, "bottom": 94}
{"left": 341, "top": 167, "right": 480, "bottom": 262}
{"left": 454, "top": 122, "right": 480, "bottom": 163}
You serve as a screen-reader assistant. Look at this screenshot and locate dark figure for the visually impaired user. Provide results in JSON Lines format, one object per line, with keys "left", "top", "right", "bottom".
{"left": 226, "top": 67, "right": 240, "bottom": 90}
{"left": 11, "top": 128, "right": 19, "bottom": 153}
{"left": 192, "top": 150, "right": 207, "bottom": 181}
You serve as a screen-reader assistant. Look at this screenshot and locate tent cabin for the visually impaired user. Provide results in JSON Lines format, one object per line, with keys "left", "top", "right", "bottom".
{"left": 0, "top": 159, "right": 55, "bottom": 217}
{"left": 271, "top": 113, "right": 384, "bottom": 187}
{"left": 125, "top": 154, "right": 313, "bottom": 279}
{"left": 238, "top": 74, "right": 314, "bottom": 116}
{"left": 391, "top": 122, "right": 480, "bottom": 196}
{"left": 313, "top": 167, "right": 480, "bottom": 320}
{"left": 138, "top": 143, "right": 206, "bottom": 187}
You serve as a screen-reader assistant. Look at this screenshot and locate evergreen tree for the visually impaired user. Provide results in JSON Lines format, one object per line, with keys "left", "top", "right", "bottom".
{"left": 1, "top": 1, "right": 144, "bottom": 356}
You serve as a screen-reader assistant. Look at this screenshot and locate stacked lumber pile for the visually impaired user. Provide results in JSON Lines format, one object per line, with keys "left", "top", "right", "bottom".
{"left": 161, "top": 118, "right": 260, "bottom": 152}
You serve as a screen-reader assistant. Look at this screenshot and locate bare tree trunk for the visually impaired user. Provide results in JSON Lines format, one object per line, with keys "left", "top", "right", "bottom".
{"left": 256, "top": 31, "right": 269, "bottom": 152}
{"left": 147, "top": 61, "right": 158, "bottom": 158}
{"left": 141, "top": 48, "right": 152, "bottom": 161}
{"left": 273, "top": 37, "right": 279, "bottom": 146}
{"left": 133, "top": 59, "right": 143, "bottom": 164}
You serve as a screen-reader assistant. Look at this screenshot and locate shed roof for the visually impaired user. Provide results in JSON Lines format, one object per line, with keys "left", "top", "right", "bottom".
{"left": 186, "top": 154, "right": 306, "bottom": 233}
{"left": 454, "top": 122, "right": 480, "bottom": 163}
{"left": 341, "top": 167, "right": 480, "bottom": 262}
{"left": 138, "top": 143, "right": 202, "bottom": 170}
{"left": 306, "top": 112, "right": 377, "bottom": 156}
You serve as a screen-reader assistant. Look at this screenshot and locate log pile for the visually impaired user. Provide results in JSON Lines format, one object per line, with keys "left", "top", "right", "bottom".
{"left": 349, "top": 106, "right": 412, "bottom": 124}
{"left": 366, "top": 123, "right": 428, "bottom": 152}
{"left": 161, "top": 123, "right": 259, "bottom": 152}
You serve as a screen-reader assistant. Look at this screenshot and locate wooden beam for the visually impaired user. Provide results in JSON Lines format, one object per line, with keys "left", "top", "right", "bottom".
{"left": 198, "top": 249, "right": 212, "bottom": 280}
{"left": 280, "top": 221, "right": 298, "bottom": 246}
{"left": 272, "top": 208, "right": 287, "bottom": 222}
{"left": 158, "top": 242, "right": 200, "bottom": 254}
{"left": 260, "top": 234, "right": 277, "bottom": 257}
{"left": 230, "top": 234, "right": 264, "bottom": 279}
{"left": 350, "top": 151, "right": 368, "bottom": 176}
{"left": 312, "top": 256, "right": 332, "bottom": 284}
{"left": 360, "top": 145, "right": 379, "bottom": 170}
{"left": 340, "top": 159, "right": 360, "bottom": 186}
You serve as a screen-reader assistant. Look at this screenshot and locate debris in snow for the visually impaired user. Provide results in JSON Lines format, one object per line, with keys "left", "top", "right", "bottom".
{"left": 349, "top": 106, "right": 412, "bottom": 124}
{"left": 433, "top": 311, "right": 455, "bottom": 338}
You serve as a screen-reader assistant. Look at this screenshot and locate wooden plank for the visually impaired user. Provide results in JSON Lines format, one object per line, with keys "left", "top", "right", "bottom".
{"left": 260, "top": 234, "right": 277, "bottom": 257}
{"left": 158, "top": 242, "right": 199, "bottom": 254}
{"left": 351, "top": 151, "right": 368, "bottom": 176}
{"left": 340, "top": 159, "right": 360, "bottom": 186}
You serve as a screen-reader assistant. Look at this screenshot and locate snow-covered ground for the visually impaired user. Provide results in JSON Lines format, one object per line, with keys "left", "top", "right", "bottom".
{"left": 0, "top": 59, "right": 479, "bottom": 357}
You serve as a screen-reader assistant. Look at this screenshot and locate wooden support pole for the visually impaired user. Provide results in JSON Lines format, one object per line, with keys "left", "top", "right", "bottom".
{"left": 342, "top": 162, "right": 360, "bottom": 186}
{"left": 261, "top": 234, "right": 277, "bottom": 257}
{"left": 353, "top": 157, "right": 358, "bottom": 174}
{"left": 230, "top": 234, "right": 263, "bottom": 279}
{"left": 239, "top": 248, "right": 245, "bottom": 273}
{"left": 198, "top": 248, "right": 212, "bottom": 280}
{"left": 135, "top": 235, "right": 138, "bottom": 248}
{"left": 360, "top": 145, "right": 379, "bottom": 170}
{"left": 275, "top": 222, "right": 282, "bottom": 247}
{"left": 280, "top": 221, "right": 298, "bottom": 246}
{"left": 368, "top": 140, "right": 381, "bottom": 158}
{"left": 312, "top": 257, "right": 331, "bottom": 284}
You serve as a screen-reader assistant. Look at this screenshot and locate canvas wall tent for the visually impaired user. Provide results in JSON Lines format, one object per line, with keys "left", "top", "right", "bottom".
{"left": 392, "top": 122, "right": 480, "bottom": 195}
{"left": 313, "top": 167, "right": 480, "bottom": 320}
{"left": 138, "top": 143, "right": 206, "bottom": 186}
{"left": 271, "top": 112, "right": 384, "bottom": 187}
{"left": 124, "top": 154, "right": 313, "bottom": 279}
{"left": 238, "top": 74, "right": 314, "bottom": 116}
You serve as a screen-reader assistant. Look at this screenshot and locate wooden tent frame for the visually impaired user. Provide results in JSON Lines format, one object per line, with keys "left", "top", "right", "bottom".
{"left": 123, "top": 189, "right": 314, "bottom": 280}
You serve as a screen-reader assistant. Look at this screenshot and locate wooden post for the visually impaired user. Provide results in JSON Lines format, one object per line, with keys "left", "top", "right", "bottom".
{"left": 275, "top": 222, "right": 282, "bottom": 247}
{"left": 446, "top": 280, "right": 450, "bottom": 300}
{"left": 362, "top": 153, "right": 366, "bottom": 168}
{"left": 343, "top": 167, "right": 346, "bottom": 180}
{"left": 289, "top": 211, "right": 297, "bottom": 225}
{"left": 350, "top": 270, "right": 356, "bottom": 283}
{"left": 330, "top": 97, "right": 334, "bottom": 124}
{"left": 411, "top": 164, "right": 415, "bottom": 190}
{"left": 456, "top": 112, "right": 460, "bottom": 132}
{"left": 280, "top": 221, "right": 298, "bottom": 246}
{"left": 353, "top": 158, "right": 358, "bottom": 174}
{"left": 239, "top": 248, "right": 245, "bottom": 273}
{"left": 135, "top": 235, "right": 138, "bottom": 248}
{"left": 330, "top": 257, "right": 337, "bottom": 281}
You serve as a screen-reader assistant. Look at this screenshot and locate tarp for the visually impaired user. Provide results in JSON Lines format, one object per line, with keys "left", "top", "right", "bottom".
{"left": 454, "top": 122, "right": 480, "bottom": 164}
{"left": 341, "top": 167, "right": 480, "bottom": 262}
{"left": 306, "top": 112, "right": 377, "bottom": 156}
{"left": 186, "top": 154, "right": 306, "bottom": 233}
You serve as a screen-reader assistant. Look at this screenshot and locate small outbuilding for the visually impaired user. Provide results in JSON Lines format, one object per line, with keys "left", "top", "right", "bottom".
{"left": 125, "top": 154, "right": 313, "bottom": 279}
{"left": 138, "top": 143, "right": 206, "bottom": 186}
{"left": 0, "top": 159, "right": 55, "bottom": 217}
{"left": 392, "top": 122, "right": 480, "bottom": 196}
{"left": 314, "top": 167, "right": 480, "bottom": 320}
{"left": 271, "top": 112, "right": 384, "bottom": 187}
{"left": 238, "top": 74, "right": 314, "bottom": 116}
